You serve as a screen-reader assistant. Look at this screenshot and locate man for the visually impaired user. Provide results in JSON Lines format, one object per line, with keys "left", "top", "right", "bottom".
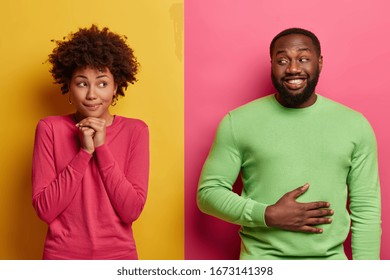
{"left": 197, "top": 28, "right": 381, "bottom": 259}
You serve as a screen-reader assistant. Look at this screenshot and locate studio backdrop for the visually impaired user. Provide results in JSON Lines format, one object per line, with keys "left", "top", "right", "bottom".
{"left": 0, "top": 0, "right": 184, "bottom": 260}
{"left": 185, "top": 0, "right": 390, "bottom": 259}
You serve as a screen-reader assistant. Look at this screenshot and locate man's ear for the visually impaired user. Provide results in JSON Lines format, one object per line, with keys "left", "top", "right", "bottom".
{"left": 318, "top": 55, "right": 323, "bottom": 73}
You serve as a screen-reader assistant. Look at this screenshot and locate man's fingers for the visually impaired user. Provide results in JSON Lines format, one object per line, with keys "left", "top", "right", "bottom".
{"left": 304, "top": 201, "right": 331, "bottom": 211}
{"left": 300, "top": 225, "right": 324, "bottom": 234}
{"left": 289, "top": 183, "right": 309, "bottom": 199}
{"left": 307, "top": 208, "right": 334, "bottom": 218}
{"left": 306, "top": 217, "right": 333, "bottom": 226}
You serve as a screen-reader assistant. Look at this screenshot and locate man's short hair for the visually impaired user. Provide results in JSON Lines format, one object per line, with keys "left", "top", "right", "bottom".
{"left": 269, "top": 28, "right": 321, "bottom": 57}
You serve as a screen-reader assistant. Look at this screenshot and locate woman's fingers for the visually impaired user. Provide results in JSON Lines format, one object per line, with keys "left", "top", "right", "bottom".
{"left": 77, "top": 117, "right": 106, "bottom": 131}
{"left": 76, "top": 117, "right": 107, "bottom": 148}
{"left": 78, "top": 126, "right": 95, "bottom": 154}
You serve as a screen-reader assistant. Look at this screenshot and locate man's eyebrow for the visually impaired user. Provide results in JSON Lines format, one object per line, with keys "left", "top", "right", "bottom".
{"left": 297, "top": 47, "right": 311, "bottom": 52}
{"left": 275, "top": 47, "right": 311, "bottom": 56}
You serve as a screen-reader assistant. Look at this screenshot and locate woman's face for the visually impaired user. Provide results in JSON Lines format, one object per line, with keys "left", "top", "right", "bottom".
{"left": 69, "top": 66, "right": 117, "bottom": 121}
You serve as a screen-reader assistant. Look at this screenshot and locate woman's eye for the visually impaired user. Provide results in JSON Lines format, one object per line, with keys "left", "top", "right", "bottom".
{"left": 77, "top": 82, "right": 87, "bottom": 87}
{"left": 98, "top": 82, "right": 107, "bottom": 88}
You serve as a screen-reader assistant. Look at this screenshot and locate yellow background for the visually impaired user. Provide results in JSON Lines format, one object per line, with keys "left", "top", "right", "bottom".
{"left": 0, "top": 0, "right": 183, "bottom": 259}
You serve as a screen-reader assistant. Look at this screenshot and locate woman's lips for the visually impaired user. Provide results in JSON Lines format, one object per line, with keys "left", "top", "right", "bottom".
{"left": 83, "top": 103, "right": 101, "bottom": 111}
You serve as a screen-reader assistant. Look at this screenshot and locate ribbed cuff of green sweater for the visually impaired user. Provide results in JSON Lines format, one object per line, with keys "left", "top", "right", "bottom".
{"left": 248, "top": 200, "right": 269, "bottom": 227}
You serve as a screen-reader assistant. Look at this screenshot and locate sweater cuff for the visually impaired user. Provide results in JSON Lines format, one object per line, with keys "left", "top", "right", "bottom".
{"left": 69, "top": 149, "right": 92, "bottom": 174}
{"left": 95, "top": 144, "right": 115, "bottom": 169}
{"left": 249, "top": 200, "right": 269, "bottom": 227}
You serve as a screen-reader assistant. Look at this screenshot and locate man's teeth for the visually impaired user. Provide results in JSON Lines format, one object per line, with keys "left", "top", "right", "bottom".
{"left": 287, "top": 79, "right": 304, "bottom": 84}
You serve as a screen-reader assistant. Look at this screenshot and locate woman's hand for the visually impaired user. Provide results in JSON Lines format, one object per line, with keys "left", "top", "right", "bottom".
{"left": 77, "top": 125, "right": 96, "bottom": 154}
{"left": 76, "top": 117, "right": 107, "bottom": 153}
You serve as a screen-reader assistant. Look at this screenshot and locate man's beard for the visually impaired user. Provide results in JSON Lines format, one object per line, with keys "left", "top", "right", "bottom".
{"left": 271, "top": 68, "right": 320, "bottom": 107}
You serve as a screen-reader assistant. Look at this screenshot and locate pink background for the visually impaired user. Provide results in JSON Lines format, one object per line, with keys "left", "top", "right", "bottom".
{"left": 185, "top": 0, "right": 390, "bottom": 259}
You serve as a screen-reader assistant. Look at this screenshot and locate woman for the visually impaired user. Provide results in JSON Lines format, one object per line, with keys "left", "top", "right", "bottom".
{"left": 32, "top": 25, "right": 149, "bottom": 259}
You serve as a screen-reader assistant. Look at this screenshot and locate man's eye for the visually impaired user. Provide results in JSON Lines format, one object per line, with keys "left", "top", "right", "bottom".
{"left": 278, "top": 59, "right": 288, "bottom": 65}
{"left": 300, "top": 58, "right": 309, "bottom": 62}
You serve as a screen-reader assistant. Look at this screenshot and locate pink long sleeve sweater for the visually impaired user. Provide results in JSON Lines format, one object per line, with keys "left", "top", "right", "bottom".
{"left": 32, "top": 114, "right": 149, "bottom": 259}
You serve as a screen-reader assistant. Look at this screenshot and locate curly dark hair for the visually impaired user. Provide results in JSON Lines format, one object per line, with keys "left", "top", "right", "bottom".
{"left": 270, "top": 27, "right": 321, "bottom": 57}
{"left": 48, "top": 25, "right": 139, "bottom": 97}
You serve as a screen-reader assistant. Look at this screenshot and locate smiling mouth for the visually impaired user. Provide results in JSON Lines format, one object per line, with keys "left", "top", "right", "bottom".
{"left": 84, "top": 104, "right": 101, "bottom": 110}
{"left": 283, "top": 78, "right": 307, "bottom": 90}
{"left": 286, "top": 79, "right": 304, "bottom": 84}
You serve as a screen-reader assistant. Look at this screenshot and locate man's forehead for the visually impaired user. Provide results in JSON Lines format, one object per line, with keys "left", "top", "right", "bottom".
{"left": 273, "top": 34, "right": 315, "bottom": 54}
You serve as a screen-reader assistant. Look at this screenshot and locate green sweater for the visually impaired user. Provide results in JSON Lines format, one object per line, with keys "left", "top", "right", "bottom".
{"left": 198, "top": 94, "right": 381, "bottom": 260}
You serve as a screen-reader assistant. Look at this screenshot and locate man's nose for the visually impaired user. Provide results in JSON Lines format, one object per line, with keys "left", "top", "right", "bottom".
{"left": 286, "top": 60, "right": 302, "bottom": 74}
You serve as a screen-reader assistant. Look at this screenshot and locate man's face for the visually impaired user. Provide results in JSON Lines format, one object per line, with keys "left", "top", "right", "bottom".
{"left": 271, "top": 34, "right": 323, "bottom": 108}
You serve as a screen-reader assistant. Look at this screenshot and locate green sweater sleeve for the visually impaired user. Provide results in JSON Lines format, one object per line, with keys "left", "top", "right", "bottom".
{"left": 197, "top": 113, "right": 268, "bottom": 227}
{"left": 347, "top": 115, "right": 381, "bottom": 259}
